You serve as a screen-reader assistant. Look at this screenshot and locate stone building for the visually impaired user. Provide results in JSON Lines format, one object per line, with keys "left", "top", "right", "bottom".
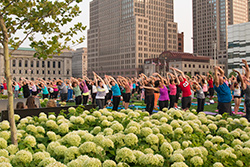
{"left": 87, "top": 0, "right": 178, "bottom": 78}
{"left": 0, "top": 47, "right": 72, "bottom": 81}
{"left": 72, "top": 47, "right": 88, "bottom": 78}
{"left": 156, "top": 51, "right": 225, "bottom": 76}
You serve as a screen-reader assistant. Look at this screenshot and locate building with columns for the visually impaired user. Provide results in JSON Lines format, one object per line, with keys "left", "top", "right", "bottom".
{"left": 0, "top": 48, "right": 72, "bottom": 81}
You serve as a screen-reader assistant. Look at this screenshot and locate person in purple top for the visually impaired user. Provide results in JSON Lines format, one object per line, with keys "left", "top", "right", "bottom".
{"left": 143, "top": 73, "right": 170, "bottom": 111}
{"left": 79, "top": 79, "right": 89, "bottom": 105}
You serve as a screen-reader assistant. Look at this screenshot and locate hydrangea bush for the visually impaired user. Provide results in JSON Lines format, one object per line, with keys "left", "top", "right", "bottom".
{"left": 0, "top": 107, "right": 250, "bottom": 166}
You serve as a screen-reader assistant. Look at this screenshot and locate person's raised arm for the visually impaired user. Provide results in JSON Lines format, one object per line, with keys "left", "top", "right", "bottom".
{"left": 143, "top": 85, "right": 159, "bottom": 91}
{"left": 174, "top": 68, "right": 186, "bottom": 79}
{"left": 171, "top": 68, "right": 180, "bottom": 85}
{"left": 242, "top": 59, "right": 250, "bottom": 79}
{"left": 217, "top": 67, "right": 225, "bottom": 77}
{"left": 233, "top": 69, "right": 246, "bottom": 90}
{"left": 214, "top": 67, "right": 219, "bottom": 87}
{"left": 109, "top": 76, "right": 118, "bottom": 85}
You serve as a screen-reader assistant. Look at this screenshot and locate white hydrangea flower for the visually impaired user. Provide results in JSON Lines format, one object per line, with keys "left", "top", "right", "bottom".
{"left": 142, "top": 121, "right": 153, "bottom": 128}
{"left": 101, "top": 120, "right": 112, "bottom": 127}
{"left": 240, "top": 118, "right": 249, "bottom": 126}
{"left": 12, "top": 150, "right": 32, "bottom": 165}
{"left": 103, "top": 160, "right": 116, "bottom": 167}
{"left": 68, "top": 107, "right": 76, "bottom": 113}
{"left": 47, "top": 141, "right": 61, "bottom": 156}
{"left": 0, "top": 150, "right": 8, "bottom": 158}
{"left": 215, "top": 114, "right": 222, "bottom": 120}
{"left": 217, "top": 127, "right": 229, "bottom": 135}
{"left": 81, "top": 133, "right": 94, "bottom": 142}
{"left": 91, "top": 126, "right": 101, "bottom": 135}
{"left": 75, "top": 116, "right": 85, "bottom": 124}
{"left": 213, "top": 162, "right": 224, "bottom": 167}
{"left": 0, "top": 156, "right": 9, "bottom": 163}
{"left": 64, "top": 146, "right": 80, "bottom": 163}
{"left": 14, "top": 114, "right": 20, "bottom": 122}
{"left": 146, "top": 134, "right": 159, "bottom": 145}
{"left": 38, "top": 157, "right": 56, "bottom": 167}
{"left": 215, "top": 150, "right": 230, "bottom": 159}
{"left": 46, "top": 120, "right": 58, "bottom": 130}
{"left": 84, "top": 115, "right": 96, "bottom": 123}
{"left": 37, "top": 144, "right": 46, "bottom": 151}
{"left": 171, "top": 162, "right": 188, "bottom": 167}
{"left": 211, "top": 136, "right": 224, "bottom": 144}
{"left": 181, "top": 142, "right": 188, "bottom": 149}
{"left": 63, "top": 133, "right": 81, "bottom": 147}
{"left": 115, "top": 147, "right": 136, "bottom": 163}
{"left": 38, "top": 116, "right": 48, "bottom": 123}
{"left": 47, "top": 131, "right": 57, "bottom": 141}
{"left": 33, "top": 152, "right": 46, "bottom": 164}
{"left": 0, "top": 121, "right": 10, "bottom": 130}
{"left": 182, "top": 124, "right": 193, "bottom": 134}
{"left": 58, "top": 123, "right": 69, "bottom": 134}
{"left": 244, "top": 140, "right": 250, "bottom": 148}
{"left": 111, "top": 123, "right": 124, "bottom": 132}
{"left": 54, "top": 145, "right": 67, "bottom": 157}
{"left": 0, "top": 162, "right": 12, "bottom": 167}
{"left": 6, "top": 144, "right": 18, "bottom": 155}
{"left": 160, "top": 142, "right": 173, "bottom": 158}
{"left": 204, "top": 140, "right": 213, "bottom": 148}
{"left": 182, "top": 147, "right": 195, "bottom": 158}
{"left": 160, "top": 123, "right": 173, "bottom": 135}
{"left": 236, "top": 160, "right": 244, "bottom": 167}
{"left": 171, "top": 141, "right": 181, "bottom": 150}
{"left": 104, "top": 128, "right": 113, "bottom": 136}
{"left": 133, "top": 150, "right": 144, "bottom": 160}
{"left": 240, "top": 134, "right": 249, "bottom": 141}
{"left": 0, "top": 131, "right": 10, "bottom": 141}
{"left": 190, "top": 156, "right": 203, "bottom": 166}
{"left": 24, "top": 135, "right": 36, "bottom": 147}
{"left": 93, "top": 111, "right": 102, "bottom": 117}
{"left": 124, "top": 133, "right": 138, "bottom": 146}
{"left": 174, "top": 128, "right": 183, "bottom": 136}
{"left": 79, "top": 142, "right": 96, "bottom": 154}
{"left": 138, "top": 154, "right": 162, "bottom": 166}
{"left": 170, "top": 153, "right": 185, "bottom": 162}
{"left": 242, "top": 147, "right": 250, "bottom": 156}
{"left": 46, "top": 161, "right": 67, "bottom": 167}
{"left": 82, "top": 157, "right": 102, "bottom": 167}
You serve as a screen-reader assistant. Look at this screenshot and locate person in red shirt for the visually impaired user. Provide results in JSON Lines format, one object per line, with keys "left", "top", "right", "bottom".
{"left": 171, "top": 67, "right": 192, "bottom": 111}
{"left": 207, "top": 73, "right": 214, "bottom": 102}
{"left": 2, "top": 79, "right": 7, "bottom": 96}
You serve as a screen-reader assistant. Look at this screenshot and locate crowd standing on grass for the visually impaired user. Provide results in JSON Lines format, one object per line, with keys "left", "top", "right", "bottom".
{"left": 0, "top": 59, "right": 250, "bottom": 121}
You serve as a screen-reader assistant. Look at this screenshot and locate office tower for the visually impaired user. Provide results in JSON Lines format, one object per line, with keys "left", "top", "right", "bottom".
{"left": 87, "top": 0, "right": 178, "bottom": 77}
{"left": 193, "top": 0, "right": 248, "bottom": 67}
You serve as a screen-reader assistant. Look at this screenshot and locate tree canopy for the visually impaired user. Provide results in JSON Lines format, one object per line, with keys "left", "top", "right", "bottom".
{"left": 0, "top": 0, "right": 86, "bottom": 58}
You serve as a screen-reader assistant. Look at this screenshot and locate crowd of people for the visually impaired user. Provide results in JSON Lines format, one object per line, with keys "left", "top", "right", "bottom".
{"left": 0, "top": 59, "right": 250, "bottom": 121}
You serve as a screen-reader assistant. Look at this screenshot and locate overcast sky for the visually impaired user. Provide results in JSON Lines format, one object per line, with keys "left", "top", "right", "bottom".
{"left": 21, "top": 0, "right": 193, "bottom": 53}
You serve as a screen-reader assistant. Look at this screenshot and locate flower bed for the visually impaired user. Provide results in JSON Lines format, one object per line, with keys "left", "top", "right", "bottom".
{"left": 0, "top": 107, "right": 249, "bottom": 167}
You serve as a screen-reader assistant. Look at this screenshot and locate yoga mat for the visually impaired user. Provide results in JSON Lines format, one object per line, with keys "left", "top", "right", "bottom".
{"left": 203, "top": 111, "right": 217, "bottom": 115}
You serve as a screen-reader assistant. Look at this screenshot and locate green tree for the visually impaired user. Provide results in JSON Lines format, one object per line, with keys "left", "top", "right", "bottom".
{"left": 0, "top": 0, "right": 86, "bottom": 145}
